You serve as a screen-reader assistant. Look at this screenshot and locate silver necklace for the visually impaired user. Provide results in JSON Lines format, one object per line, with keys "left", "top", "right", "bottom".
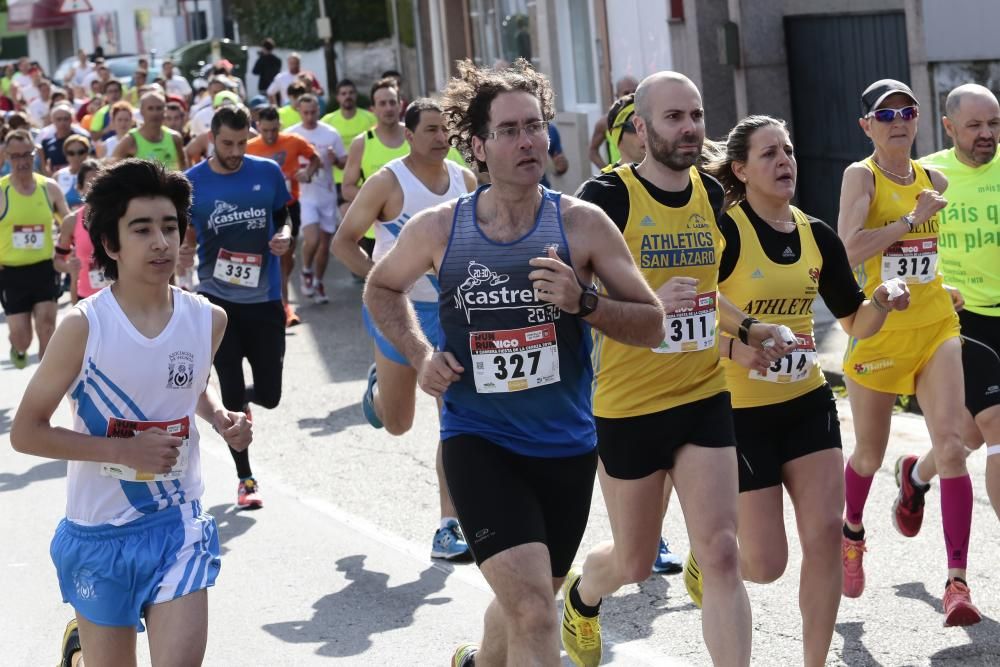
{"left": 872, "top": 156, "right": 913, "bottom": 181}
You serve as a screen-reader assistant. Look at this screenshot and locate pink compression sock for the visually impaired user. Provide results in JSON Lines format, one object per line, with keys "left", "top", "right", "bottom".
{"left": 940, "top": 474, "right": 973, "bottom": 570}
{"left": 844, "top": 460, "right": 875, "bottom": 527}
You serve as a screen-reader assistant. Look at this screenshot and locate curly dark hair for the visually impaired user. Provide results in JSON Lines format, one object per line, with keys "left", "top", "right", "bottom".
{"left": 85, "top": 159, "right": 192, "bottom": 281}
{"left": 442, "top": 58, "right": 555, "bottom": 173}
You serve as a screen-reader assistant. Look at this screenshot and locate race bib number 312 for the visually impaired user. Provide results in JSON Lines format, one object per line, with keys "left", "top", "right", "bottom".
{"left": 653, "top": 291, "right": 717, "bottom": 354}
{"left": 470, "top": 323, "right": 560, "bottom": 393}
{"left": 881, "top": 237, "right": 937, "bottom": 284}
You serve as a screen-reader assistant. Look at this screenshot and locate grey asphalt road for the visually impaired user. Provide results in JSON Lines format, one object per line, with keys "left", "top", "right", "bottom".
{"left": 2, "top": 260, "right": 1000, "bottom": 666}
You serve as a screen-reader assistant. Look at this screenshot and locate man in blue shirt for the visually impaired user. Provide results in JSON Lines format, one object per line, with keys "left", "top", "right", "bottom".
{"left": 180, "top": 105, "right": 292, "bottom": 509}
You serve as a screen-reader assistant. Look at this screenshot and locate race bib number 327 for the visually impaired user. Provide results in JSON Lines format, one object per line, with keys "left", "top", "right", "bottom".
{"left": 470, "top": 323, "right": 560, "bottom": 393}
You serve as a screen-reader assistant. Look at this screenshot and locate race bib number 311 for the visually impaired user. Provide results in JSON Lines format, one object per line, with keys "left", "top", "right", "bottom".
{"left": 881, "top": 237, "right": 937, "bottom": 284}
{"left": 653, "top": 291, "right": 717, "bottom": 354}
{"left": 471, "top": 323, "right": 560, "bottom": 393}
{"left": 213, "top": 249, "right": 262, "bottom": 288}
{"left": 101, "top": 416, "right": 190, "bottom": 482}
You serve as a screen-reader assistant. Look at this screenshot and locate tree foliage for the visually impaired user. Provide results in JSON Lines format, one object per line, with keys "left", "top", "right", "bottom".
{"left": 230, "top": 0, "right": 391, "bottom": 50}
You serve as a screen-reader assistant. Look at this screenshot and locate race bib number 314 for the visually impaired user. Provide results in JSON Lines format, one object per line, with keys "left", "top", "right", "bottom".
{"left": 653, "top": 291, "right": 717, "bottom": 354}
{"left": 470, "top": 323, "right": 560, "bottom": 393}
{"left": 749, "top": 333, "right": 818, "bottom": 384}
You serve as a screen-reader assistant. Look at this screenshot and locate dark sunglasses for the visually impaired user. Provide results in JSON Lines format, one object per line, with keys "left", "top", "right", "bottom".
{"left": 868, "top": 106, "right": 918, "bottom": 123}
{"left": 65, "top": 149, "right": 88, "bottom": 157}
{"left": 621, "top": 120, "right": 636, "bottom": 134}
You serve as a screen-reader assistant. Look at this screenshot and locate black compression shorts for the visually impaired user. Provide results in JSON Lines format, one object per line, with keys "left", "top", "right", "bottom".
{"left": 596, "top": 391, "right": 736, "bottom": 480}
{"left": 733, "top": 384, "right": 842, "bottom": 493}
{"left": 960, "top": 309, "right": 1000, "bottom": 417}
{"left": 442, "top": 435, "right": 597, "bottom": 577}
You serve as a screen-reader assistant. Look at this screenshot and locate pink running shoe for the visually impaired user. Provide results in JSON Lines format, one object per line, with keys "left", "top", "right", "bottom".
{"left": 842, "top": 534, "right": 867, "bottom": 598}
{"left": 943, "top": 579, "right": 982, "bottom": 627}
{"left": 892, "top": 455, "right": 928, "bottom": 537}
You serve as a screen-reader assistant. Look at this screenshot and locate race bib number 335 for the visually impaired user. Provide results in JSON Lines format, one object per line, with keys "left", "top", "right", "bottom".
{"left": 470, "top": 323, "right": 560, "bottom": 393}
{"left": 213, "top": 249, "right": 262, "bottom": 287}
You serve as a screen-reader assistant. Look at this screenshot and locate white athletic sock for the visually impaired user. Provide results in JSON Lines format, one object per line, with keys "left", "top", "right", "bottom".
{"left": 440, "top": 516, "right": 459, "bottom": 529}
{"left": 986, "top": 444, "right": 1000, "bottom": 457}
{"left": 911, "top": 459, "right": 931, "bottom": 488}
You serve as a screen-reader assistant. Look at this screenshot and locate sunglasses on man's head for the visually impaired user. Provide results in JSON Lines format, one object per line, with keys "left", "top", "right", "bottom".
{"left": 868, "top": 106, "right": 918, "bottom": 123}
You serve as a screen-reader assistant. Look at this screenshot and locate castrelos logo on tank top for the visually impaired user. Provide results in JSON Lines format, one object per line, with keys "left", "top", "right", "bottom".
{"left": 207, "top": 200, "right": 268, "bottom": 232}
{"left": 454, "top": 260, "right": 539, "bottom": 324}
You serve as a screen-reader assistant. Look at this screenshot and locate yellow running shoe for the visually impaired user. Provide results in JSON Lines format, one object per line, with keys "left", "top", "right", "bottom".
{"left": 560, "top": 570, "right": 602, "bottom": 667}
{"left": 58, "top": 618, "right": 81, "bottom": 667}
{"left": 451, "top": 642, "right": 478, "bottom": 666}
{"left": 684, "top": 552, "right": 703, "bottom": 608}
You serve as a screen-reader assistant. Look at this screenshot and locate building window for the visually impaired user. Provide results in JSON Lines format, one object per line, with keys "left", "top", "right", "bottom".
{"left": 469, "top": 0, "right": 537, "bottom": 67}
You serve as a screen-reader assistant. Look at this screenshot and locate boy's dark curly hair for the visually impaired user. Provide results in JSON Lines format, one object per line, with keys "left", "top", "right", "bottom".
{"left": 442, "top": 58, "right": 555, "bottom": 173}
{"left": 86, "top": 159, "right": 192, "bottom": 281}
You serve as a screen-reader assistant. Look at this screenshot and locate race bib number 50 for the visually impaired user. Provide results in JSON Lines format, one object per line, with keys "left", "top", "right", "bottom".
{"left": 749, "top": 333, "right": 818, "bottom": 384}
{"left": 881, "top": 237, "right": 937, "bottom": 284}
{"left": 213, "top": 248, "right": 262, "bottom": 287}
{"left": 653, "top": 291, "right": 717, "bottom": 354}
{"left": 470, "top": 323, "right": 560, "bottom": 393}
{"left": 101, "top": 416, "right": 190, "bottom": 482}
{"left": 12, "top": 224, "right": 45, "bottom": 249}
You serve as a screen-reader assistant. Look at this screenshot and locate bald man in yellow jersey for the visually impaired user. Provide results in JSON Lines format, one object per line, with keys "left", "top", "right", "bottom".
{"left": 901, "top": 85, "right": 1000, "bottom": 524}
{"left": 562, "top": 72, "right": 792, "bottom": 667}
{"left": 837, "top": 79, "right": 979, "bottom": 626}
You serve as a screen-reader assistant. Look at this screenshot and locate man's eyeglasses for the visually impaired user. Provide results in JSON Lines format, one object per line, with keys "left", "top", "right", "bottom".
{"left": 868, "top": 106, "right": 918, "bottom": 123}
{"left": 482, "top": 120, "right": 548, "bottom": 142}
{"left": 7, "top": 150, "right": 35, "bottom": 160}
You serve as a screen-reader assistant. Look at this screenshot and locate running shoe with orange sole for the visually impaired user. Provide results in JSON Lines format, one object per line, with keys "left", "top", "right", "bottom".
{"left": 842, "top": 534, "right": 867, "bottom": 598}
{"left": 943, "top": 578, "right": 982, "bottom": 627}
{"left": 893, "top": 454, "right": 928, "bottom": 537}
{"left": 237, "top": 477, "right": 263, "bottom": 509}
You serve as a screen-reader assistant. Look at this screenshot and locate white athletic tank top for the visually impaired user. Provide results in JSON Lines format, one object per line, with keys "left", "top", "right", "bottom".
{"left": 65, "top": 286, "right": 213, "bottom": 526}
{"left": 375, "top": 157, "right": 467, "bottom": 303}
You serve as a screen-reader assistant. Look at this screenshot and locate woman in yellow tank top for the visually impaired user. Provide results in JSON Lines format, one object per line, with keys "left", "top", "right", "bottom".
{"left": 701, "top": 115, "right": 906, "bottom": 666}
{"left": 836, "top": 79, "right": 980, "bottom": 626}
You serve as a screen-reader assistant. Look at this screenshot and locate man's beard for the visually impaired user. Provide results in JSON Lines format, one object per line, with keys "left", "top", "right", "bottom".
{"left": 647, "top": 122, "right": 702, "bottom": 172}
{"left": 962, "top": 138, "right": 998, "bottom": 166}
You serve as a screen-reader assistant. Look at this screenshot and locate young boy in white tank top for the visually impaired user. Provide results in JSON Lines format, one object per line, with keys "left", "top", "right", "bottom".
{"left": 11, "top": 159, "right": 252, "bottom": 666}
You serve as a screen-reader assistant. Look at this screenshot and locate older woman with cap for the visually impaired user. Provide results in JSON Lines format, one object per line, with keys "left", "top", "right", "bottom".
{"left": 836, "top": 78, "right": 979, "bottom": 626}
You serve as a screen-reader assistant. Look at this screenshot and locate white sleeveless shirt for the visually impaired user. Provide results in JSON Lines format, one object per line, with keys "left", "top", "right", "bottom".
{"left": 66, "top": 286, "right": 213, "bottom": 526}
{"left": 374, "top": 157, "right": 467, "bottom": 303}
